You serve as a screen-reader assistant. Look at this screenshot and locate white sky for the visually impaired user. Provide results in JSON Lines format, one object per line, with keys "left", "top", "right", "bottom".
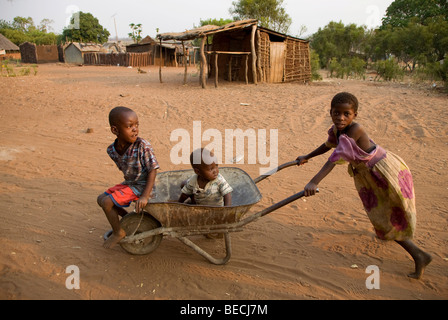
{"left": 0, "top": 0, "right": 395, "bottom": 39}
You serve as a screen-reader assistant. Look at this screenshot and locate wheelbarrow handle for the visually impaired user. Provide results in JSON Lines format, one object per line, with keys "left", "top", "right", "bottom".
{"left": 253, "top": 160, "right": 299, "bottom": 184}
{"left": 238, "top": 188, "right": 319, "bottom": 227}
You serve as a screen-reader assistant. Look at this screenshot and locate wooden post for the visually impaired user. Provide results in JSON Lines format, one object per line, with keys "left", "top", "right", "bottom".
{"left": 182, "top": 41, "right": 187, "bottom": 85}
{"left": 245, "top": 55, "right": 248, "bottom": 84}
{"left": 251, "top": 24, "right": 258, "bottom": 85}
{"left": 214, "top": 53, "right": 219, "bottom": 88}
{"left": 228, "top": 56, "right": 232, "bottom": 82}
{"left": 200, "top": 36, "right": 206, "bottom": 89}
{"left": 159, "top": 39, "right": 163, "bottom": 83}
{"left": 256, "top": 29, "right": 263, "bottom": 82}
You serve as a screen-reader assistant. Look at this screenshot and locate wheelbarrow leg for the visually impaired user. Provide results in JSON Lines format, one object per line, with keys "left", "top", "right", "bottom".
{"left": 177, "top": 233, "right": 232, "bottom": 265}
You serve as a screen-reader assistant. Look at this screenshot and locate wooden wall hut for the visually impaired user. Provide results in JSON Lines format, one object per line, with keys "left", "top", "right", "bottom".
{"left": 19, "top": 42, "right": 37, "bottom": 63}
{"left": 126, "top": 36, "right": 157, "bottom": 65}
{"left": 0, "top": 33, "right": 20, "bottom": 61}
{"left": 125, "top": 36, "right": 192, "bottom": 67}
{"left": 257, "top": 26, "right": 311, "bottom": 83}
{"left": 157, "top": 19, "right": 311, "bottom": 88}
{"left": 20, "top": 42, "right": 59, "bottom": 63}
{"left": 126, "top": 36, "right": 155, "bottom": 53}
{"left": 64, "top": 42, "right": 102, "bottom": 64}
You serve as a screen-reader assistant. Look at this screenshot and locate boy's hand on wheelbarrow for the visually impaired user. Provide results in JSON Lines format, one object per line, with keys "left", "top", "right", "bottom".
{"left": 135, "top": 197, "right": 149, "bottom": 213}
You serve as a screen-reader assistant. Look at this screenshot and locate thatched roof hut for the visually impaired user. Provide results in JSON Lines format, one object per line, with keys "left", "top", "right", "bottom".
{"left": 0, "top": 33, "right": 19, "bottom": 51}
{"left": 0, "top": 33, "right": 20, "bottom": 60}
{"left": 157, "top": 19, "right": 311, "bottom": 88}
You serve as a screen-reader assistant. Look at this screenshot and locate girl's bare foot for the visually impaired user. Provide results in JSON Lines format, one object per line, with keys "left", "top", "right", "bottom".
{"left": 408, "top": 251, "right": 433, "bottom": 279}
{"left": 103, "top": 228, "right": 126, "bottom": 249}
{"left": 396, "top": 240, "right": 432, "bottom": 280}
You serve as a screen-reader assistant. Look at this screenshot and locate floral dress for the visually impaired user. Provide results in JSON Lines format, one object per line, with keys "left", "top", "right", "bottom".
{"left": 325, "top": 125, "right": 416, "bottom": 241}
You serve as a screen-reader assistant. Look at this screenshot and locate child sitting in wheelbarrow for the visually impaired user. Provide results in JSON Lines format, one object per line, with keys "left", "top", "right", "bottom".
{"left": 179, "top": 148, "right": 233, "bottom": 239}
{"left": 179, "top": 148, "right": 233, "bottom": 206}
{"left": 98, "top": 106, "right": 160, "bottom": 249}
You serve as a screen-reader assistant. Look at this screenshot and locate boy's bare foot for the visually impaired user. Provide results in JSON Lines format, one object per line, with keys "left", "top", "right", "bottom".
{"left": 103, "top": 229, "right": 126, "bottom": 249}
{"left": 408, "top": 251, "right": 433, "bottom": 279}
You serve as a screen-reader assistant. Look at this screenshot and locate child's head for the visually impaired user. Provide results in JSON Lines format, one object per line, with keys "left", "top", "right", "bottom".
{"left": 109, "top": 106, "right": 139, "bottom": 144}
{"left": 190, "top": 148, "right": 219, "bottom": 181}
{"left": 330, "top": 92, "right": 359, "bottom": 131}
{"left": 331, "top": 92, "right": 358, "bottom": 113}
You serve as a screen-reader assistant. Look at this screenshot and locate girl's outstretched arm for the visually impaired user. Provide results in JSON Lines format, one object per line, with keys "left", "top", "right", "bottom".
{"left": 304, "top": 160, "right": 335, "bottom": 196}
{"left": 296, "top": 143, "right": 331, "bottom": 165}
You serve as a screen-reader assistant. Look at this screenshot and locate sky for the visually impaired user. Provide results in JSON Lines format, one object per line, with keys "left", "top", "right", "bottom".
{"left": 0, "top": 0, "right": 395, "bottom": 39}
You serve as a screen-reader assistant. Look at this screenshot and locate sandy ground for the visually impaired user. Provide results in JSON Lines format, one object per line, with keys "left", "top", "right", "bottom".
{"left": 0, "top": 63, "right": 447, "bottom": 301}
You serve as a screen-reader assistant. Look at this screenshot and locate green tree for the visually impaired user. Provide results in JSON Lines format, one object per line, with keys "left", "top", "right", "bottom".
{"left": 0, "top": 16, "right": 57, "bottom": 45}
{"left": 310, "top": 49, "right": 322, "bottom": 80}
{"left": 311, "top": 21, "right": 368, "bottom": 68}
{"left": 61, "top": 12, "right": 110, "bottom": 44}
{"left": 128, "top": 23, "right": 142, "bottom": 43}
{"left": 381, "top": 0, "right": 448, "bottom": 29}
{"left": 12, "top": 16, "right": 35, "bottom": 32}
{"left": 428, "top": 16, "right": 448, "bottom": 62}
{"left": 198, "top": 18, "right": 233, "bottom": 27}
{"left": 229, "top": 0, "right": 291, "bottom": 34}
{"left": 422, "top": 17, "right": 448, "bottom": 81}
{"left": 39, "top": 19, "right": 54, "bottom": 33}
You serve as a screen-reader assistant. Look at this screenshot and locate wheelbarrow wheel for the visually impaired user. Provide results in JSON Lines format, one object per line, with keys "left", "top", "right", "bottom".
{"left": 119, "top": 211, "right": 162, "bottom": 255}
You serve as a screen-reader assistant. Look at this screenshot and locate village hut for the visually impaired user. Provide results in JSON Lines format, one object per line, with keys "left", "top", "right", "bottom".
{"left": 20, "top": 42, "right": 59, "bottom": 63}
{"left": 125, "top": 36, "right": 195, "bottom": 67}
{"left": 126, "top": 36, "right": 156, "bottom": 65}
{"left": 19, "top": 42, "right": 37, "bottom": 63}
{"left": 156, "top": 19, "right": 311, "bottom": 88}
{"left": 102, "top": 41, "right": 127, "bottom": 54}
{"left": 64, "top": 42, "right": 102, "bottom": 64}
{"left": 0, "top": 33, "right": 21, "bottom": 61}
{"left": 126, "top": 35, "right": 156, "bottom": 53}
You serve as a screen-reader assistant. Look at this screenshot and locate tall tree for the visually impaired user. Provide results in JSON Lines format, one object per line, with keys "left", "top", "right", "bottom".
{"left": 229, "top": 0, "right": 291, "bottom": 34}
{"left": 311, "top": 21, "right": 368, "bottom": 68}
{"left": 128, "top": 23, "right": 142, "bottom": 44}
{"left": 381, "top": 0, "right": 448, "bottom": 28}
{"left": 12, "top": 16, "right": 35, "bottom": 32}
{"left": 62, "top": 12, "right": 110, "bottom": 44}
{"left": 39, "top": 19, "right": 54, "bottom": 33}
{"left": 0, "top": 16, "right": 57, "bottom": 45}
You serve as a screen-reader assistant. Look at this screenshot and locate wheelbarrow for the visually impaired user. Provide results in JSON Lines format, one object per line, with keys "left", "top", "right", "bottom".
{"left": 109, "top": 160, "right": 317, "bottom": 265}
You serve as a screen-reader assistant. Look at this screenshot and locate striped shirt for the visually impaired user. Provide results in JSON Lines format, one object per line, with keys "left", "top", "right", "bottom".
{"left": 181, "top": 173, "right": 233, "bottom": 206}
{"left": 107, "top": 137, "right": 159, "bottom": 196}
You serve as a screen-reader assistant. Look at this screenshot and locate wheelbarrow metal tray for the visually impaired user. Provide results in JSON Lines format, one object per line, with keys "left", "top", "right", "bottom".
{"left": 146, "top": 167, "right": 262, "bottom": 228}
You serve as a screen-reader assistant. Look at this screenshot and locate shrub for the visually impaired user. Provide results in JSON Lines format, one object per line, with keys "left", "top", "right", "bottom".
{"left": 310, "top": 49, "right": 322, "bottom": 80}
{"left": 372, "top": 58, "right": 404, "bottom": 81}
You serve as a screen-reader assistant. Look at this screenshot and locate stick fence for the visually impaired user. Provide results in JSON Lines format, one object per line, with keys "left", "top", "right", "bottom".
{"left": 83, "top": 52, "right": 152, "bottom": 67}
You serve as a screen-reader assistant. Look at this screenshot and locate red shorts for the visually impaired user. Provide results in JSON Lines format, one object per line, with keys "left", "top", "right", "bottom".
{"left": 104, "top": 184, "right": 139, "bottom": 208}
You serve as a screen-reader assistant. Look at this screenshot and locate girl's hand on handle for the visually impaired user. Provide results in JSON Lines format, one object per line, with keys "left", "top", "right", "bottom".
{"left": 296, "top": 156, "right": 308, "bottom": 166}
{"left": 304, "top": 182, "right": 318, "bottom": 197}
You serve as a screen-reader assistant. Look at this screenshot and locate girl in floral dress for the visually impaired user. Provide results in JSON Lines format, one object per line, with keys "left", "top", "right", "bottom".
{"left": 296, "top": 92, "right": 432, "bottom": 279}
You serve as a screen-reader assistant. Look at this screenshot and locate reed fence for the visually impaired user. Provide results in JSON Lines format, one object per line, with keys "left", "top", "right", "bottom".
{"left": 83, "top": 52, "right": 152, "bottom": 67}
